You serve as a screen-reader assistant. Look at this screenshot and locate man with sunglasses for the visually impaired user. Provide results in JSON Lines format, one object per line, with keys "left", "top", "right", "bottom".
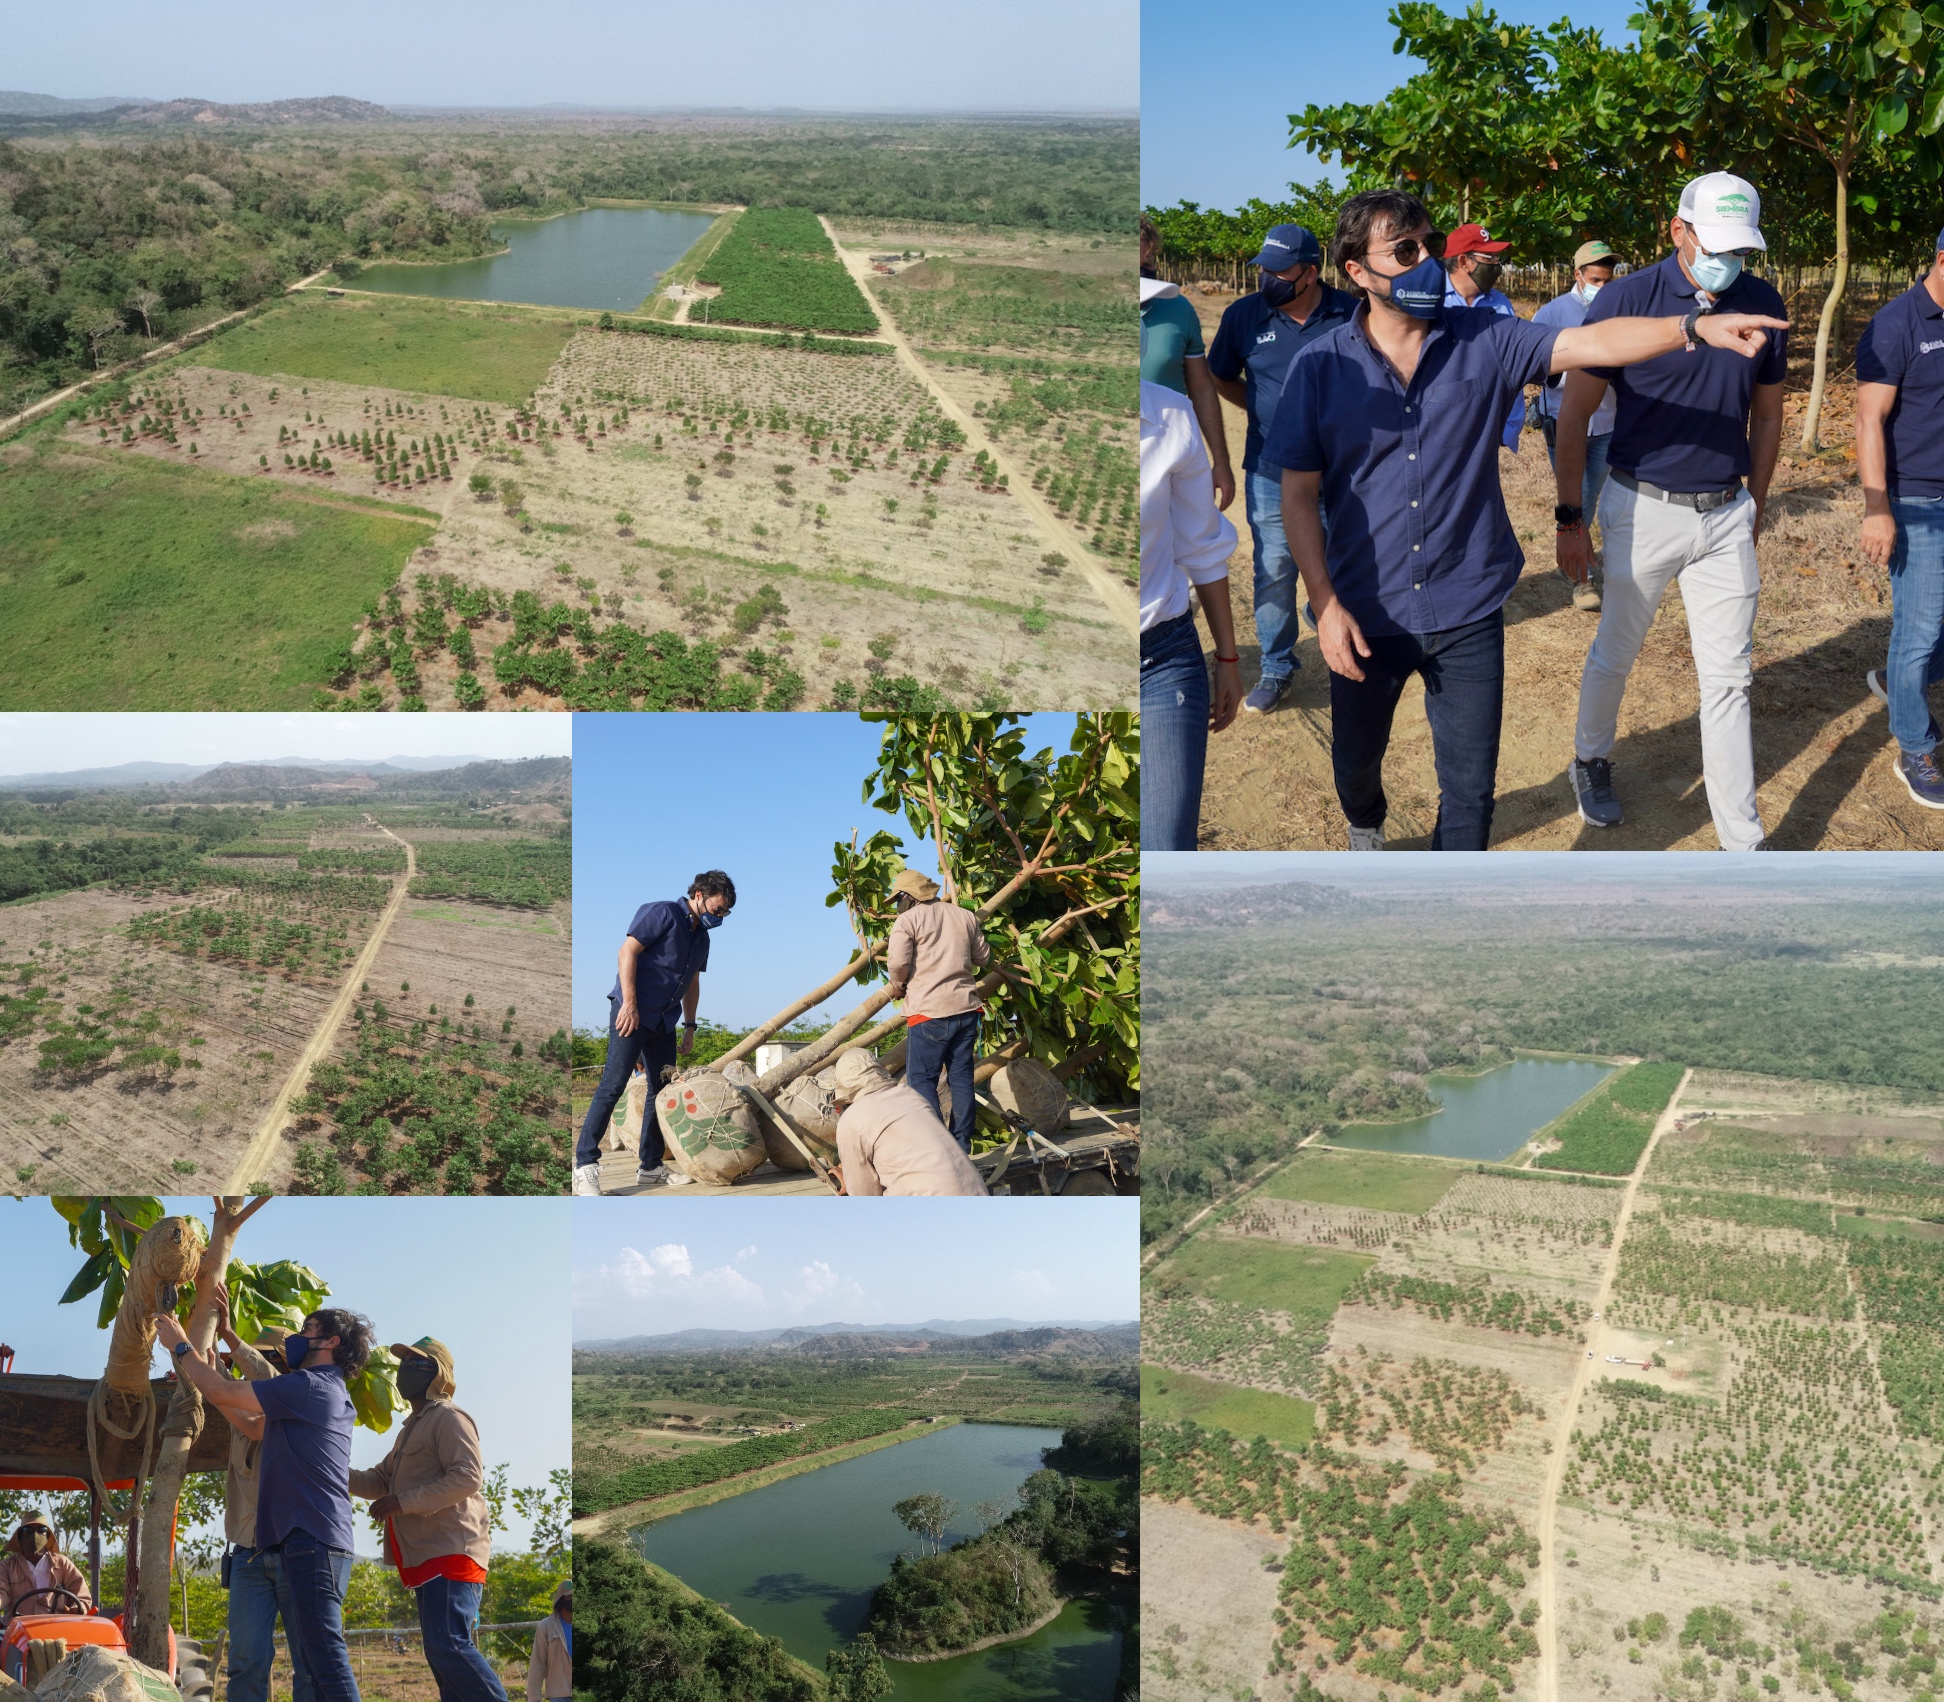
{"left": 572, "top": 869, "right": 735, "bottom": 1194}
{"left": 1263, "top": 187, "right": 1786, "bottom": 850}
{"left": 1206, "top": 224, "right": 1357, "bottom": 713}
{"left": 1556, "top": 173, "right": 1788, "bottom": 848}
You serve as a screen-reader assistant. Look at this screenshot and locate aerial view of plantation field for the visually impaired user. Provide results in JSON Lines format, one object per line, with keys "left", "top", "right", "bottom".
{"left": 1141, "top": 853, "right": 1944, "bottom": 1702}
{"left": 0, "top": 721, "right": 571, "bottom": 1194}
{"left": 0, "top": 108, "right": 1135, "bottom": 712}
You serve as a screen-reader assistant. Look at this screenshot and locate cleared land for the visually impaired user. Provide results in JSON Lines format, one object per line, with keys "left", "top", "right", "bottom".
{"left": 1178, "top": 284, "right": 1944, "bottom": 850}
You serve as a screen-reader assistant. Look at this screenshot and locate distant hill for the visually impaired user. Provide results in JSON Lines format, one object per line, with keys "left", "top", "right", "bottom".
{"left": 575, "top": 1321, "right": 1139, "bottom": 1364}
{"left": 187, "top": 763, "right": 378, "bottom": 794}
{"left": 0, "top": 755, "right": 518, "bottom": 790}
{"left": 576, "top": 1318, "right": 1132, "bottom": 1351}
{"left": 0, "top": 91, "right": 146, "bottom": 116}
{"left": 374, "top": 757, "right": 570, "bottom": 800}
{"left": 1146, "top": 880, "right": 1360, "bottom": 929}
{"left": 112, "top": 95, "right": 389, "bottom": 127}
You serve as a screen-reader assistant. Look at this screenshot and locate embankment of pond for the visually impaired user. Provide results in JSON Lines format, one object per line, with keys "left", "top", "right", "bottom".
{"left": 638, "top": 1555, "right": 827, "bottom": 1691}
{"left": 573, "top": 1415, "right": 965, "bottom": 1539}
{"left": 882, "top": 1598, "right": 1068, "bottom": 1663}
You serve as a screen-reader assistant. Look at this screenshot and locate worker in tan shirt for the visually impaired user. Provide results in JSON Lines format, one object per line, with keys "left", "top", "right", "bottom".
{"left": 885, "top": 869, "right": 990, "bottom": 1152}
{"left": 831, "top": 1047, "right": 988, "bottom": 1196}
{"left": 526, "top": 1581, "right": 571, "bottom": 1702}
{"left": 348, "top": 1338, "right": 506, "bottom": 1702}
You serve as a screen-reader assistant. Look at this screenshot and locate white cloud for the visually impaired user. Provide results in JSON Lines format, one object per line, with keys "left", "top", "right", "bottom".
{"left": 735, "top": 1245, "right": 758, "bottom": 1262}
{"left": 1010, "top": 1268, "right": 1056, "bottom": 1301}
{"left": 577, "top": 1243, "right": 762, "bottom": 1311}
{"left": 780, "top": 1258, "right": 865, "bottom": 1314}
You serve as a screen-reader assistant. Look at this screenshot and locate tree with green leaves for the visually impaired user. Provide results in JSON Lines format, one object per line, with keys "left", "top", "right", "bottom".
{"left": 49, "top": 1196, "right": 401, "bottom": 1668}
{"left": 824, "top": 1634, "right": 894, "bottom": 1702}
{"left": 892, "top": 1493, "right": 956, "bottom": 1557}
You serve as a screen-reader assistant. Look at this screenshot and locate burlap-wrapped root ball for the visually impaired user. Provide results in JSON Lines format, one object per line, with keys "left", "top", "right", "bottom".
{"left": 759, "top": 1068, "right": 842, "bottom": 1172}
{"left": 656, "top": 1061, "right": 768, "bottom": 1183}
{"left": 989, "top": 1059, "right": 1071, "bottom": 1135}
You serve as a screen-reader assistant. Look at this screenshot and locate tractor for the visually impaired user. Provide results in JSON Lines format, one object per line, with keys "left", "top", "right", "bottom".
{"left": 0, "top": 1353, "right": 220, "bottom": 1702}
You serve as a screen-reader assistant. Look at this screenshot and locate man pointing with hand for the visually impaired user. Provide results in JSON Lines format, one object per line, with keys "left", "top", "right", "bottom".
{"left": 1265, "top": 186, "right": 1787, "bottom": 851}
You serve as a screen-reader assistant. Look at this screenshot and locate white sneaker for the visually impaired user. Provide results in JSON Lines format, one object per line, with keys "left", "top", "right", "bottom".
{"left": 571, "top": 1163, "right": 602, "bottom": 1197}
{"left": 636, "top": 1164, "right": 669, "bottom": 1186}
{"left": 666, "top": 1171, "right": 695, "bottom": 1187}
{"left": 1346, "top": 823, "right": 1385, "bottom": 852}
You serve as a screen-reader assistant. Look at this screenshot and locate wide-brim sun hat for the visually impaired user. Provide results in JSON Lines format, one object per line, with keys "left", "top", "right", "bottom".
{"left": 832, "top": 1048, "right": 894, "bottom": 1104}
{"left": 388, "top": 1335, "right": 457, "bottom": 1400}
{"left": 889, "top": 869, "right": 940, "bottom": 902}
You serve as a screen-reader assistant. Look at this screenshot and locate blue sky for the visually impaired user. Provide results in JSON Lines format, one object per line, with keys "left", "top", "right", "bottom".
{"left": 1142, "top": 0, "right": 1649, "bottom": 211}
{"left": 8, "top": 0, "right": 1134, "bottom": 112}
{"left": 0, "top": 713, "right": 569, "bottom": 778}
{"left": 570, "top": 712, "right": 1076, "bottom": 1032}
{"left": 1, "top": 1197, "right": 570, "bottom": 1554}
{"left": 571, "top": 1196, "right": 1139, "bottom": 1340}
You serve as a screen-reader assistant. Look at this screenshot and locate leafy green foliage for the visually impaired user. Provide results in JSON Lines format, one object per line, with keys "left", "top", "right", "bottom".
{"left": 411, "top": 837, "right": 570, "bottom": 909}
{"left": 1536, "top": 1062, "right": 1683, "bottom": 1175}
{"left": 572, "top": 1410, "right": 922, "bottom": 1517}
{"left": 697, "top": 209, "right": 880, "bottom": 334}
{"left": 1349, "top": 1269, "right": 1592, "bottom": 1337}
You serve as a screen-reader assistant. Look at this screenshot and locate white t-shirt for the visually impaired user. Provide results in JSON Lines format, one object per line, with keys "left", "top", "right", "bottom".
{"left": 1139, "top": 380, "right": 1236, "bottom": 633}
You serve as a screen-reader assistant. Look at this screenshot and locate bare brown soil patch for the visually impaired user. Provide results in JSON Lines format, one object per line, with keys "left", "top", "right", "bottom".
{"left": 1184, "top": 288, "right": 1943, "bottom": 849}
{"left": 1139, "top": 1499, "right": 1284, "bottom": 1702}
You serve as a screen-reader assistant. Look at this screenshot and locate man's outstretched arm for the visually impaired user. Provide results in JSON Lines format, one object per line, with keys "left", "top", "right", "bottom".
{"left": 153, "top": 1312, "right": 263, "bottom": 1420}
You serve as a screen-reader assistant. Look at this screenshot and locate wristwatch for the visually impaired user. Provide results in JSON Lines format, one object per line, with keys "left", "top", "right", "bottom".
{"left": 172, "top": 1341, "right": 193, "bottom": 1359}
{"left": 1681, "top": 305, "right": 1709, "bottom": 351}
{"left": 1554, "top": 504, "right": 1584, "bottom": 528}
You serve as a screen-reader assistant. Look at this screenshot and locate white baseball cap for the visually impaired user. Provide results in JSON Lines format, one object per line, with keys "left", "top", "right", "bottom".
{"left": 1140, "top": 277, "right": 1182, "bottom": 303}
{"left": 1678, "top": 172, "right": 1765, "bottom": 253}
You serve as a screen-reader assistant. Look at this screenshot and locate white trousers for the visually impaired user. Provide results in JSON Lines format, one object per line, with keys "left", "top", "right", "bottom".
{"left": 1574, "top": 479, "right": 1764, "bottom": 850}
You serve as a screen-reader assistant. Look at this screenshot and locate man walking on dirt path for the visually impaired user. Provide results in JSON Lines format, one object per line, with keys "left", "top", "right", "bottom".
{"left": 1533, "top": 241, "right": 1621, "bottom": 613}
{"left": 572, "top": 871, "right": 735, "bottom": 1196}
{"left": 1206, "top": 224, "right": 1356, "bottom": 714}
{"left": 156, "top": 1306, "right": 374, "bottom": 1702}
{"left": 350, "top": 1338, "right": 505, "bottom": 1702}
{"left": 1558, "top": 173, "right": 1788, "bottom": 847}
{"left": 829, "top": 1048, "right": 988, "bottom": 1196}
{"left": 1855, "top": 226, "right": 1944, "bottom": 811}
{"left": 1265, "top": 187, "right": 1787, "bottom": 850}
{"left": 886, "top": 869, "right": 990, "bottom": 1153}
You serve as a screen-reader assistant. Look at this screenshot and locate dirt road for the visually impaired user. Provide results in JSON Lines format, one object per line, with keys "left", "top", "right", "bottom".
{"left": 1532, "top": 1067, "right": 1689, "bottom": 1702}
{"left": 1181, "top": 288, "right": 1944, "bottom": 849}
{"left": 221, "top": 822, "right": 416, "bottom": 1192}
{"left": 822, "top": 218, "right": 1139, "bottom": 637}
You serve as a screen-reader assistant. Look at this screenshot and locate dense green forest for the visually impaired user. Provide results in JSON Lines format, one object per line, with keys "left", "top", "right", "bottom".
{"left": 0, "top": 118, "right": 1132, "bottom": 412}
{"left": 1144, "top": 881, "right": 1944, "bottom": 1242}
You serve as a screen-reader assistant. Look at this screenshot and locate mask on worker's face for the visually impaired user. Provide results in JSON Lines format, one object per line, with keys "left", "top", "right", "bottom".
{"left": 1259, "top": 269, "right": 1299, "bottom": 309}
{"left": 1372, "top": 252, "right": 1447, "bottom": 320}
{"left": 1687, "top": 244, "right": 1743, "bottom": 296}
{"left": 699, "top": 908, "right": 726, "bottom": 930}
{"left": 396, "top": 1358, "right": 436, "bottom": 1401}
{"left": 280, "top": 1330, "right": 313, "bottom": 1372}
{"left": 1577, "top": 281, "right": 1604, "bottom": 303}
{"left": 20, "top": 1529, "right": 50, "bottom": 1557}
{"left": 1469, "top": 261, "right": 1504, "bottom": 292}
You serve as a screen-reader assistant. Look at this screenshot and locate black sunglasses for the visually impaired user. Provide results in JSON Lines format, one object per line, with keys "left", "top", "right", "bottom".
{"left": 1365, "top": 231, "right": 1447, "bottom": 269}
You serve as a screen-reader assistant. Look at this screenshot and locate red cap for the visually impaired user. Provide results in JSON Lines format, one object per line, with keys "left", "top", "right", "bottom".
{"left": 1444, "top": 223, "right": 1511, "bottom": 258}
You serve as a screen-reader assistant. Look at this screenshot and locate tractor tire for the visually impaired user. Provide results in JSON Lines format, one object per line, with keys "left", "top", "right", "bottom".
{"left": 175, "top": 1637, "right": 214, "bottom": 1702}
{"left": 1058, "top": 1168, "right": 1118, "bottom": 1196}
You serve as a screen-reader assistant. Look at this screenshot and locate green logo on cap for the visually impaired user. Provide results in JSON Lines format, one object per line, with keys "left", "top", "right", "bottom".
{"left": 1715, "top": 192, "right": 1751, "bottom": 214}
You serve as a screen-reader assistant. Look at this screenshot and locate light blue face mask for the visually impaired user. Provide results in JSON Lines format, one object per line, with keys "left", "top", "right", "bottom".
{"left": 1688, "top": 246, "right": 1743, "bottom": 296}
{"left": 1577, "top": 281, "right": 1604, "bottom": 304}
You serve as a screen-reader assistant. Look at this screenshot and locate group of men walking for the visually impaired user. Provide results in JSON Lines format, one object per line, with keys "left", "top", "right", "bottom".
{"left": 573, "top": 868, "right": 991, "bottom": 1196}
{"left": 1143, "top": 168, "right": 1944, "bottom": 847}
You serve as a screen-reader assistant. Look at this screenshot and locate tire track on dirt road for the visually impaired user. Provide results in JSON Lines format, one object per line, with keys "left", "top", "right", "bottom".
{"left": 820, "top": 219, "right": 1139, "bottom": 638}
{"left": 222, "top": 821, "right": 416, "bottom": 1192}
{"left": 1533, "top": 1066, "right": 1690, "bottom": 1702}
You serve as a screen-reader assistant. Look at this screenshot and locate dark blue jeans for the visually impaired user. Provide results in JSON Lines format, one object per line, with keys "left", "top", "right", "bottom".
{"left": 274, "top": 1532, "right": 359, "bottom": 1702}
{"left": 416, "top": 1575, "right": 509, "bottom": 1702}
{"left": 228, "top": 1544, "right": 312, "bottom": 1702}
{"left": 1329, "top": 611, "right": 1505, "bottom": 850}
{"left": 1887, "top": 495, "right": 1944, "bottom": 756}
{"left": 905, "top": 1011, "right": 979, "bottom": 1152}
{"left": 1141, "top": 610, "right": 1209, "bottom": 850}
{"left": 575, "top": 999, "right": 679, "bottom": 1169}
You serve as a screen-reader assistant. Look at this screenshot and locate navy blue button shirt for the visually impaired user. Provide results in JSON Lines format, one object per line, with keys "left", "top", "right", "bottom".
{"left": 1261, "top": 304, "right": 1559, "bottom": 638}
{"left": 253, "top": 1363, "right": 356, "bottom": 1552}
{"left": 1855, "top": 279, "right": 1944, "bottom": 500}
{"left": 608, "top": 898, "right": 710, "bottom": 1028}
{"left": 1205, "top": 283, "right": 1358, "bottom": 473}
{"left": 1582, "top": 252, "right": 1787, "bottom": 493}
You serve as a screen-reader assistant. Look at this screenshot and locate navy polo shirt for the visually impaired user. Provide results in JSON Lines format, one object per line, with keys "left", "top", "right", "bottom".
{"left": 253, "top": 1363, "right": 355, "bottom": 1552}
{"left": 1855, "top": 279, "right": 1944, "bottom": 499}
{"left": 608, "top": 898, "right": 709, "bottom": 1028}
{"left": 1205, "top": 283, "right": 1358, "bottom": 473}
{"left": 1261, "top": 304, "right": 1559, "bottom": 638}
{"left": 1582, "top": 251, "right": 1787, "bottom": 493}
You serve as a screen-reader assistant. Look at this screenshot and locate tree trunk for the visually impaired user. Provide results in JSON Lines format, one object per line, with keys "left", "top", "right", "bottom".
{"left": 707, "top": 944, "right": 883, "bottom": 1071}
{"left": 129, "top": 1198, "right": 261, "bottom": 1669}
{"left": 1801, "top": 128, "right": 1854, "bottom": 453}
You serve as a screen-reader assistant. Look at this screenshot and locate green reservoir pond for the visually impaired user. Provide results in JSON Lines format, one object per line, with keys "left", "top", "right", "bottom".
{"left": 630, "top": 1423, "right": 1124, "bottom": 1700}
{"left": 352, "top": 206, "right": 716, "bottom": 312}
{"left": 1333, "top": 1056, "right": 1615, "bottom": 1160}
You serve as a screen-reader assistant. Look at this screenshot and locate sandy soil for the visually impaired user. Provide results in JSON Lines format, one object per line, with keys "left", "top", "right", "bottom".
{"left": 1182, "top": 286, "right": 1944, "bottom": 849}
{"left": 0, "top": 886, "right": 375, "bottom": 1190}
{"left": 352, "top": 895, "right": 569, "bottom": 1052}
{"left": 1139, "top": 1499, "right": 1285, "bottom": 1702}
{"left": 829, "top": 226, "right": 1130, "bottom": 278}
{"left": 244, "top": 1643, "right": 529, "bottom": 1702}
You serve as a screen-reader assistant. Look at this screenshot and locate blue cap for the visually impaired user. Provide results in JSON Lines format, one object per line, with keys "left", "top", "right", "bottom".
{"left": 1249, "top": 224, "right": 1322, "bottom": 270}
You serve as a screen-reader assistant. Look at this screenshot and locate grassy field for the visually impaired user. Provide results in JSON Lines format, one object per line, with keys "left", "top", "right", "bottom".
{"left": 0, "top": 445, "right": 434, "bottom": 709}
{"left": 1535, "top": 1061, "right": 1686, "bottom": 1176}
{"left": 200, "top": 293, "right": 577, "bottom": 404}
{"left": 1262, "top": 1148, "right": 1461, "bottom": 1214}
{"left": 1139, "top": 1364, "right": 1315, "bottom": 1448}
{"left": 1156, "top": 1236, "right": 1374, "bottom": 1321}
